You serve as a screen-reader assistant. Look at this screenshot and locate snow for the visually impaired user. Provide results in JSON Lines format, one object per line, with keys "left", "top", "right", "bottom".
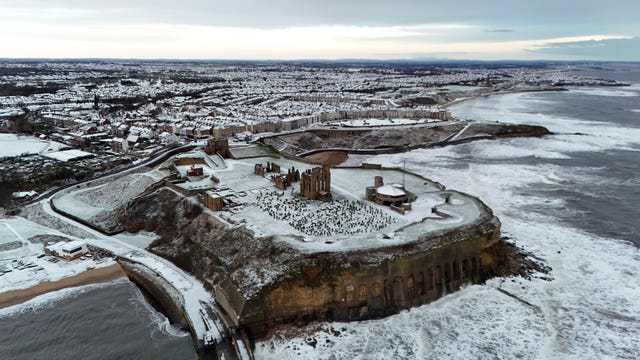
{"left": 52, "top": 171, "right": 162, "bottom": 225}
{"left": 256, "top": 90, "right": 640, "bottom": 359}
{"left": 375, "top": 184, "right": 406, "bottom": 197}
{"left": 41, "top": 149, "right": 94, "bottom": 162}
{"left": 211, "top": 158, "right": 487, "bottom": 253}
{"left": 326, "top": 118, "right": 442, "bottom": 128}
{"left": 11, "top": 191, "right": 38, "bottom": 199}
{"left": 0, "top": 218, "right": 115, "bottom": 293}
{"left": 0, "top": 133, "right": 66, "bottom": 158}
{"left": 113, "top": 231, "right": 158, "bottom": 249}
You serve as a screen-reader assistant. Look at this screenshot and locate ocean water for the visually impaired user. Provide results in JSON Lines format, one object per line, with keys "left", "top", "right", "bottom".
{"left": 256, "top": 68, "right": 640, "bottom": 359}
{"left": 0, "top": 279, "right": 196, "bottom": 360}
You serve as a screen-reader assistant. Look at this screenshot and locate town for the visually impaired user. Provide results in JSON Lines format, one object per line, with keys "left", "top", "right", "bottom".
{"left": 0, "top": 60, "right": 622, "bottom": 208}
{"left": 0, "top": 59, "right": 630, "bottom": 359}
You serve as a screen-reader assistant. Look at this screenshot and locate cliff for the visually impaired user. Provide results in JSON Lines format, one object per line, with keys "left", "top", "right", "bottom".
{"left": 118, "top": 186, "right": 520, "bottom": 338}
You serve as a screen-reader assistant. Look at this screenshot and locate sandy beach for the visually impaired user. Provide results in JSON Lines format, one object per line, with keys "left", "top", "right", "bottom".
{"left": 0, "top": 263, "right": 126, "bottom": 309}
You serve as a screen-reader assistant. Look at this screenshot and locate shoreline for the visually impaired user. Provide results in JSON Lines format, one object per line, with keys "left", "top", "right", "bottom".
{"left": 440, "top": 87, "right": 567, "bottom": 109}
{"left": 0, "top": 262, "right": 126, "bottom": 310}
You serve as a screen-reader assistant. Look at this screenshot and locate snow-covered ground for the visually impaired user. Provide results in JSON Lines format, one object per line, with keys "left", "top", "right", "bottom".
{"left": 41, "top": 149, "right": 94, "bottom": 162}
{"left": 0, "top": 217, "right": 115, "bottom": 293}
{"left": 0, "top": 134, "right": 66, "bottom": 158}
{"left": 52, "top": 170, "right": 166, "bottom": 227}
{"left": 113, "top": 231, "right": 158, "bottom": 249}
{"left": 212, "top": 158, "right": 485, "bottom": 253}
{"left": 326, "top": 118, "right": 442, "bottom": 128}
{"left": 256, "top": 91, "right": 640, "bottom": 359}
{"left": 24, "top": 200, "right": 223, "bottom": 344}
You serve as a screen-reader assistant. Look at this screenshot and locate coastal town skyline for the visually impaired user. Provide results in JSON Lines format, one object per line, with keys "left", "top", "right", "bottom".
{"left": 1, "top": 0, "right": 639, "bottom": 61}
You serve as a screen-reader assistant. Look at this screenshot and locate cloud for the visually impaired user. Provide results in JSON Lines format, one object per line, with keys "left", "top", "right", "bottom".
{"left": 1, "top": 0, "right": 640, "bottom": 28}
{"left": 486, "top": 29, "right": 514, "bottom": 33}
{"left": 532, "top": 36, "right": 640, "bottom": 60}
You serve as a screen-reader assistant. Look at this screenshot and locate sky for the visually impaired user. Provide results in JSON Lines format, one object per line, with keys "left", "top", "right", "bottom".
{"left": 0, "top": 0, "right": 639, "bottom": 61}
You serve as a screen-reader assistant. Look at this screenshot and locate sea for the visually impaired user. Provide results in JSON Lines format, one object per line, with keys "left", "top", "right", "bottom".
{"left": 256, "top": 64, "right": 640, "bottom": 359}
{"left": 2, "top": 63, "right": 640, "bottom": 359}
{"left": 0, "top": 279, "right": 196, "bottom": 360}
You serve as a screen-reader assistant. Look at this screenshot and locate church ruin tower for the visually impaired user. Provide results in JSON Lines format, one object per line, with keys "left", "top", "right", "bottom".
{"left": 300, "top": 164, "right": 332, "bottom": 201}
{"left": 204, "top": 137, "right": 231, "bottom": 158}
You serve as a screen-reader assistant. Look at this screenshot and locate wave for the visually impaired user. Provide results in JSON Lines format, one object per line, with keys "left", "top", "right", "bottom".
{"left": 128, "top": 282, "right": 190, "bottom": 338}
{"left": 568, "top": 88, "right": 639, "bottom": 97}
{"left": 450, "top": 93, "right": 640, "bottom": 153}
{"left": 258, "top": 90, "right": 640, "bottom": 359}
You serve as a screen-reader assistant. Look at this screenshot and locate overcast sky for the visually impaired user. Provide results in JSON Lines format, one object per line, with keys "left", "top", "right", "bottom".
{"left": 1, "top": 0, "right": 638, "bottom": 60}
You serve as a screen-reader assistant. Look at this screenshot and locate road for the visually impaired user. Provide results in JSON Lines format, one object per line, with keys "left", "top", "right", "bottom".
{"left": 22, "top": 143, "right": 253, "bottom": 359}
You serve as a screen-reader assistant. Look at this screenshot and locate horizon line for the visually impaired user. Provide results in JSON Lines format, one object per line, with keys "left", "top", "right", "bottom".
{"left": 0, "top": 57, "right": 638, "bottom": 64}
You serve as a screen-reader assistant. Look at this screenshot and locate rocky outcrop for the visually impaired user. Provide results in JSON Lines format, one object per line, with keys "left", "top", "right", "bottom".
{"left": 118, "top": 186, "right": 518, "bottom": 339}
{"left": 262, "top": 122, "right": 551, "bottom": 158}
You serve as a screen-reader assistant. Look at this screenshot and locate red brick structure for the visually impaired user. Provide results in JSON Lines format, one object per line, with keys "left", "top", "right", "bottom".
{"left": 202, "top": 191, "right": 224, "bottom": 211}
{"left": 254, "top": 161, "right": 281, "bottom": 177}
{"left": 186, "top": 165, "right": 204, "bottom": 177}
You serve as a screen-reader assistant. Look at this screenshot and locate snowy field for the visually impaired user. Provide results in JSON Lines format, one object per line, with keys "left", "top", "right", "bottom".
{"left": 0, "top": 217, "right": 115, "bottom": 293}
{"left": 326, "top": 118, "right": 442, "bottom": 128}
{"left": 41, "top": 149, "right": 94, "bottom": 162}
{"left": 113, "top": 232, "right": 158, "bottom": 250}
{"left": 213, "top": 158, "right": 485, "bottom": 252}
{"left": 0, "top": 134, "right": 66, "bottom": 158}
{"left": 52, "top": 169, "right": 167, "bottom": 229}
{"left": 256, "top": 90, "right": 640, "bottom": 359}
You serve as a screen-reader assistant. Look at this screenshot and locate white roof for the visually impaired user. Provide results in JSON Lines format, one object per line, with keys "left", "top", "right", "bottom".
{"left": 12, "top": 190, "right": 38, "bottom": 199}
{"left": 61, "top": 240, "right": 86, "bottom": 252}
{"left": 377, "top": 184, "right": 406, "bottom": 197}
{"left": 42, "top": 149, "right": 94, "bottom": 162}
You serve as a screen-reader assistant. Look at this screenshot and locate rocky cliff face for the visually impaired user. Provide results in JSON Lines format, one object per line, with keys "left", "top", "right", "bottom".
{"left": 119, "top": 187, "right": 533, "bottom": 338}
{"left": 118, "top": 188, "right": 300, "bottom": 294}
{"left": 262, "top": 122, "right": 550, "bottom": 158}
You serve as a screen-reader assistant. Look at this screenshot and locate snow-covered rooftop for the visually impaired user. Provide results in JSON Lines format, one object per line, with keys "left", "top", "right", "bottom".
{"left": 376, "top": 184, "right": 406, "bottom": 197}
{"left": 42, "top": 149, "right": 94, "bottom": 162}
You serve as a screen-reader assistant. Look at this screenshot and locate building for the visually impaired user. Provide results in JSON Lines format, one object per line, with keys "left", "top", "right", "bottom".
{"left": 365, "top": 176, "right": 416, "bottom": 214}
{"left": 204, "top": 137, "right": 231, "bottom": 158}
{"left": 45, "top": 241, "right": 89, "bottom": 260}
{"left": 202, "top": 191, "right": 225, "bottom": 211}
{"left": 187, "top": 165, "right": 204, "bottom": 177}
{"left": 300, "top": 165, "right": 332, "bottom": 201}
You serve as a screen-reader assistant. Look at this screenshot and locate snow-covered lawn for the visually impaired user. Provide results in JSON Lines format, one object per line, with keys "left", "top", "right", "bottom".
{"left": 113, "top": 231, "right": 158, "bottom": 249}
{"left": 0, "top": 134, "right": 66, "bottom": 158}
{"left": 326, "top": 118, "right": 442, "bottom": 128}
{"left": 214, "top": 158, "right": 485, "bottom": 253}
{"left": 51, "top": 171, "right": 165, "bottom": 230}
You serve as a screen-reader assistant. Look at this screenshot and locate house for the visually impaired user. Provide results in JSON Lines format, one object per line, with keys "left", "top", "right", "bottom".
{"left": 45, "top": 241, "right": 89, "bottom": 260}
